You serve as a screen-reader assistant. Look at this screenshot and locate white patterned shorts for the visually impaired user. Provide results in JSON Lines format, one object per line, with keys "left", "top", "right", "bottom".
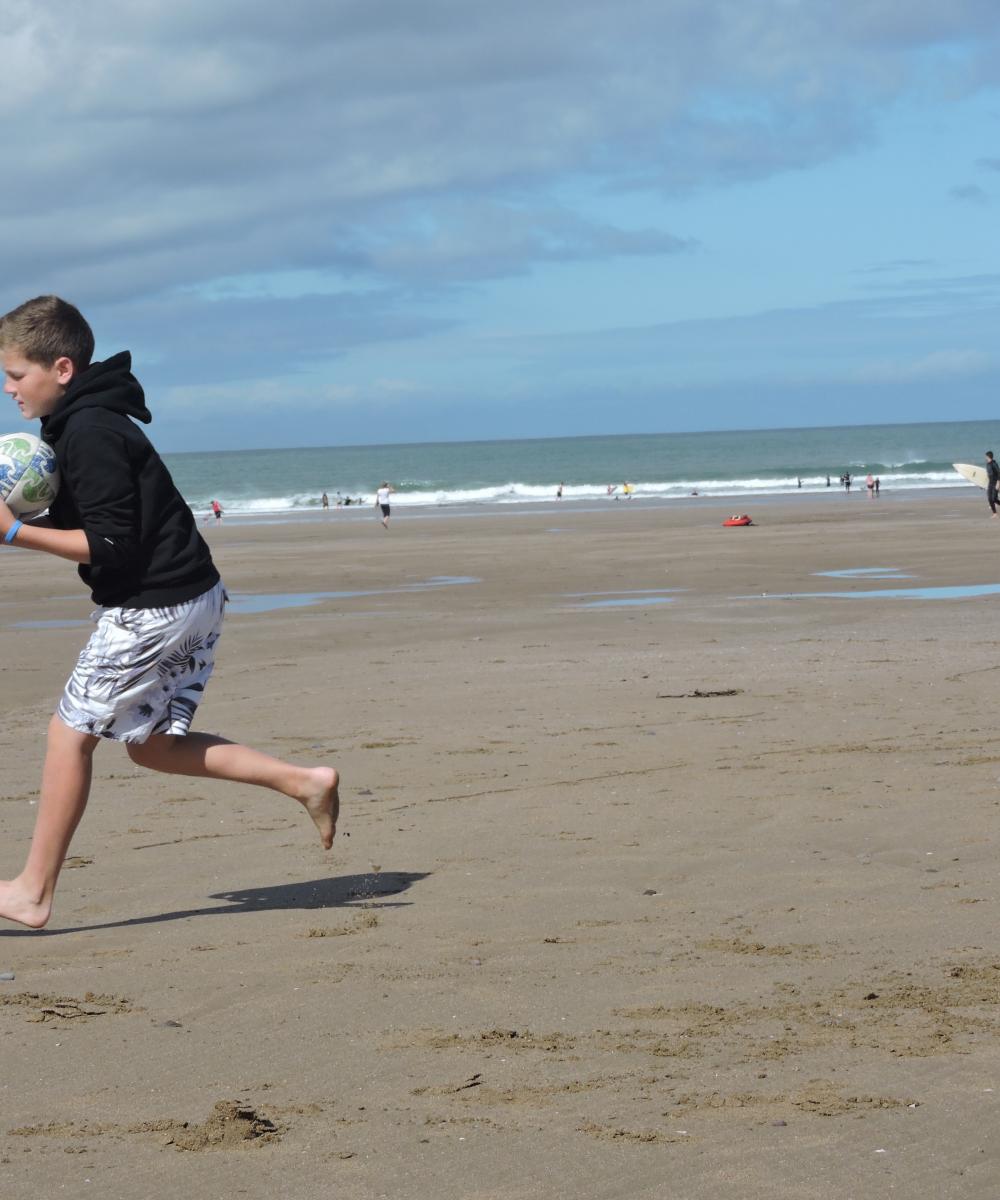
{"left": 57, "top": 581, "right": 226, "bottom": 744}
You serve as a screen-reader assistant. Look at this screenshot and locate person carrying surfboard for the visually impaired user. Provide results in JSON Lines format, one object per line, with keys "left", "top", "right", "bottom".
{"left": 985, "top": 451, "right": 999, "bottom": 518}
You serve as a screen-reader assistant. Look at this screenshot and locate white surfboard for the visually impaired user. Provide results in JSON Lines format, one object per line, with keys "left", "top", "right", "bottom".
{"left": 954, "top": 462, "right": 990, "bottom": 489}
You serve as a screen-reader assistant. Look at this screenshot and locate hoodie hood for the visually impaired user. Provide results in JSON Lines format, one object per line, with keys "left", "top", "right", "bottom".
{"left": 42, "top": 350, "right": 151, "bottom": 441}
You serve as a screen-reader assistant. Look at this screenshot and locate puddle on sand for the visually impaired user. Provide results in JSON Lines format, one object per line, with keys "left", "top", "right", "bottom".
{"left": 6, "top": 577, "right": 480, "bottom": 627}
{"left": 755, "top": 583, "right": 1000, "bottom": 601}
{"left": 578, "top": 597, "right": 676, "bottom": 608}
{"left": 11, "top": 619, "right": 92, "bottom": 629}
{"left": 813, "top": 567, "right": 915, "bottom": 580}
{"left": 571, "top": 596, "right": 678, "bottom": 609}
{"left": 565, "top": 587, "right": 685, "bottom": 610}
{"left": 227, "top": 575, "right": 479, "bottom": 615}
{"left": 564, "top": 588, "right": 685, "bottom": 597}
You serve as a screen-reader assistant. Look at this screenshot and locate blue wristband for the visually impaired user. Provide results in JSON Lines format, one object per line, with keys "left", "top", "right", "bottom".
{"left": 4, "top": 520, "right": 23, "bottom": 545}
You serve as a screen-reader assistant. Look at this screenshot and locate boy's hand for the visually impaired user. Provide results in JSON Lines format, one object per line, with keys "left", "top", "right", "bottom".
{"left": 0, "top": 497, "right": 15, "bottom": 538}
{"left": 0, "top": 501, "right": 87, "bottom": 561}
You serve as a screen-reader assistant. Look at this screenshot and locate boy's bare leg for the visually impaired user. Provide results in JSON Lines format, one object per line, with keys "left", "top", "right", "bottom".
{"left": 126, "top": 733, "right": 339, "bottom": 849}
{"left": 0, "top": 717, "right": 99, "bottom": 928}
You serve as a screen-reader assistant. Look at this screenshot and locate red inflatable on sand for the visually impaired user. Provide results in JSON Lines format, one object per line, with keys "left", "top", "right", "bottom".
{"left": 722, "top": 514, "right": 753, "bottom": 527}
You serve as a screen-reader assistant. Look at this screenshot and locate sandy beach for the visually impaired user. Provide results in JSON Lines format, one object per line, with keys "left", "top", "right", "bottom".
{"left": 2, "top": 490, "right": 1000, "bottom": 1198}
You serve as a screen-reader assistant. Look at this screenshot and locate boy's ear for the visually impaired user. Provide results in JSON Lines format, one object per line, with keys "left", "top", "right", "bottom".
{"left": 53, "top": 356, "right": 76, "bottom": 386}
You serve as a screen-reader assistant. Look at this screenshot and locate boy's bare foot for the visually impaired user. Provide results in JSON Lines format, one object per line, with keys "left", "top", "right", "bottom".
{"left": 0, "top": 878, "right": 51, "bottom": 929}
{"left": 298, "top": 767, "right": 340, "bottom": 849}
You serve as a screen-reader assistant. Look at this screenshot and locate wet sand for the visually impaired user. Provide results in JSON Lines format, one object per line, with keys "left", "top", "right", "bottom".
{"left": 2, "top": 490, "right": 1000, "bottom": 1198}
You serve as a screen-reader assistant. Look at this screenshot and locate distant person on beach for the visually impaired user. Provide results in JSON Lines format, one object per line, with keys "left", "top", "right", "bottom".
{"left": 866, "top": 473, "right": 874, "bottom": 499}
{"left": 843, "top": 472, "right": 851, "bottom": 493}
{"left": 375, "top": 481, "right": 394, "bottom": 528}
{"left": 606, "top": 484, "right": 617, "bottom": 497}
{"left": 875, "top": 476, "right": 880, "bottom": 495}
{"left": 622, "top": 481, "right": 634, "bottom": 499}
{"left": 986, "top": 452, "right": 1000, "bottom": 517}
{"left": 321, "top": 491, "right": 329, "bottom": 510}
{"left": 0, "top": 295, "right": 339, "bottom": 929}
{"left": 556, "top": 482, "right": 563, "bottom": 500}
{"left": 826, "top": 475, "right": 831, "bottom": 487}
{"left": 211, "top": 498, "right": 223, "bottom": 524}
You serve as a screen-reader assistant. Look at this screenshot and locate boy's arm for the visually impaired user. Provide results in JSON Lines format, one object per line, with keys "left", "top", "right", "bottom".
{"left": 58, "top": 423, "right": 142, "bottom": 570}
{"left": 0, "top": 500, "right": 90, "bottom": 563}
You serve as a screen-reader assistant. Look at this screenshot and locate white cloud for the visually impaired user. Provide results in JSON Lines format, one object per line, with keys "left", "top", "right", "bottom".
{"left": 854, "top": 349, "right": 995, "bottom": 383}
{"left": 357, "top": 201, "right": 695, "bottom": 283}
{"left": 4, "top": 0, "right": 1000, "bottom": 445}
{"left": 3, "top": 0, "right": 999, "bottom": 306}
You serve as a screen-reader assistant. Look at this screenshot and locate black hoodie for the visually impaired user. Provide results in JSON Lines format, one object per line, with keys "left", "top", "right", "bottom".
{"left": 41, "top": 352, "right": 219, "bottom": 607}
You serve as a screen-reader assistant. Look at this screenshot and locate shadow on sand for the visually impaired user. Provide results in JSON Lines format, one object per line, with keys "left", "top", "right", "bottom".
{"left": 0, "top": 871, "right": 429, "bottom": 937}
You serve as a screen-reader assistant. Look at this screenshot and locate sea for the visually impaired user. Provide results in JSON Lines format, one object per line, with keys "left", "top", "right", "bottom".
{"left": 163, "top": 420, "right": 999, "bottom": 521}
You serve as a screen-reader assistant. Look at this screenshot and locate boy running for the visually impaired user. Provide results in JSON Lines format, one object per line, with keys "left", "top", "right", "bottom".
{"left": 0, "top": 296, "right": 339, "bottom": 929}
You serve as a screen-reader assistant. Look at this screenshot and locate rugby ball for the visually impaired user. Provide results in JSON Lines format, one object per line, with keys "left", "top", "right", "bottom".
{"left": 0, "top": 432, "right": 60, "bottom": 518}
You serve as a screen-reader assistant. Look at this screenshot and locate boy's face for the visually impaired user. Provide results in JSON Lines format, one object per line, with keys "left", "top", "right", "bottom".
{"left": 2, "top": 348, "right": 74, "bottom": 420}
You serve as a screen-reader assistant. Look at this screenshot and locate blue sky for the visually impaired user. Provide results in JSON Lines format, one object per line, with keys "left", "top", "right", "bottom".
{"left": 3, "top": 0, "right": 999, "bottom": 450}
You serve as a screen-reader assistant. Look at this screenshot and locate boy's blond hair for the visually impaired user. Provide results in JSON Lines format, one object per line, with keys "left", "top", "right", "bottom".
{"left": 0, "top": 295, "right": 95, "bottom": 370}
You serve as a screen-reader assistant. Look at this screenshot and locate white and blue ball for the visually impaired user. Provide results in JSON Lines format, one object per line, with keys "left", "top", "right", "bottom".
{"left": 0, "top": 432, "right": 60, "bottom": 519}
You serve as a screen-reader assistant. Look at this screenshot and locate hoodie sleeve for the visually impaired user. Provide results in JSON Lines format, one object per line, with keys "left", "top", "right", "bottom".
{"left": 60, "top": 421, "right": 141, "bottom": 570}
